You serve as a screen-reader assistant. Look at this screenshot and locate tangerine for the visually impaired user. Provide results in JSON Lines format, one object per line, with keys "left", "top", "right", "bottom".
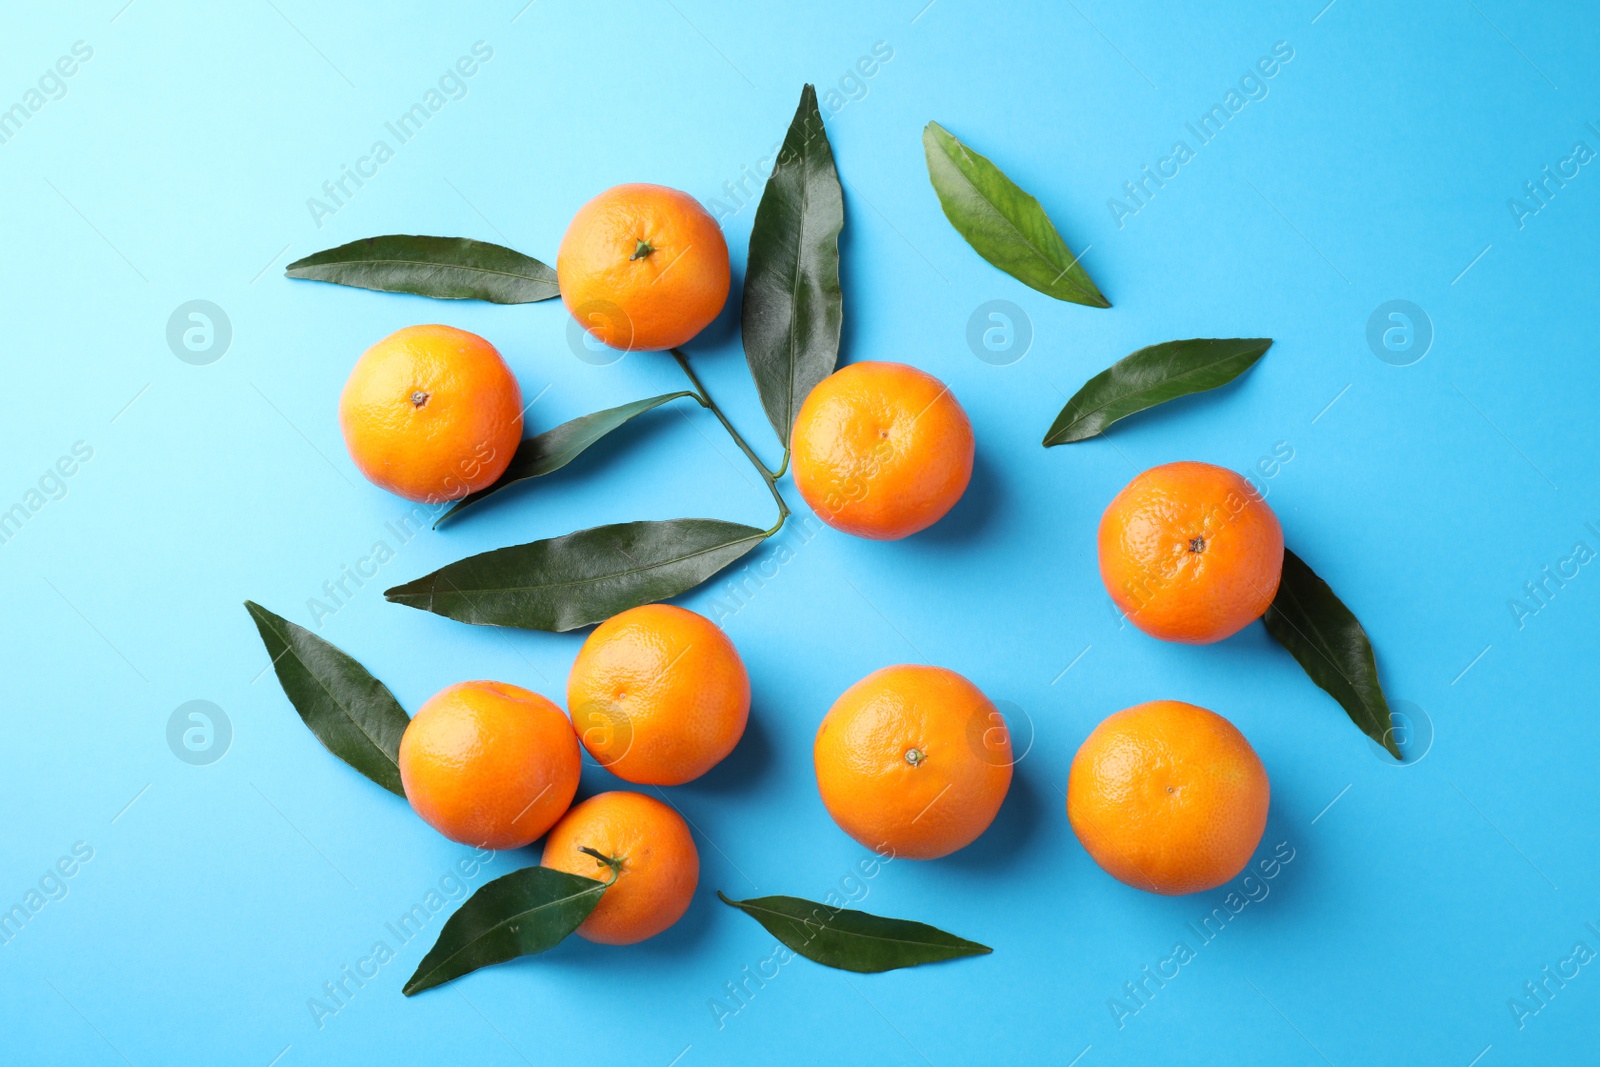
{"left": 1098, "top": 461, "right": 1283, "bottom": 643}
{"left": 556, "top": 183, "right": 730, "bottom": 352}
{"left": 338, "top": 324, "right": 522, "bottom": 503}
{"left": 813, "top": 665, "right": 1011, "bottom": 860}
{"left": 1067, "top": 700, "right": 1269, "bottom": 896}
{"left": 398, "top": 681, "right": 580, "bottom": 850}
{"left": 790, "top": 362, "right": 974, "bottom": 540}
{"left": 541, "top": 791, "right": 698, "bottom": 945}
{"left": 567, "top": 604, "right": 749, "bottom": 785}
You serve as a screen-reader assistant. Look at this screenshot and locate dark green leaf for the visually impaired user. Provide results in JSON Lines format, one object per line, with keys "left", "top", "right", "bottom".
{"left": 243, "top": 601, "right": 410, "bottom": 796}
{"left": 1263, "top": 549, "right": 1401, "bottom": 760}
{"left": 743, "top": 84, "right": 845, "bottom": 442}
{"left": 403, "top": 865, "right": 607, "bottom": 995}
{"left": 385, "top": 519, "right": 768, "bottom": 632}
{"left": 436, "top": 392, "right": 699, "bottom": 527}
{"left": 717, "top": 891, "right": 991, "bottom": 973}
{"left": 1043, "top": 338, "right": 1272, "bottom": 446}
{"left": 285, "top": 235, "right": 559, "bottom": 303}
{"left": 922, "top": 121, "right": 1108, "bottom": 307}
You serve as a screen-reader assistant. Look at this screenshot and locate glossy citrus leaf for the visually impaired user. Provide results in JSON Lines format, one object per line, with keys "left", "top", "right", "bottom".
{"left": 285, "top": 235, "right": 559, "bottom": 303}
{"left": 385, "top": 519, "right": 768, "bottom": 632}
{"left": 743, "top": 84, "right": 845, "bottom": 442}
{"left": 403, "top": 865, "right": 608, "bottom": 995}
{"left": 717, "top": 891, "right": 992, "bottom": 973}
{"left": 1263, "top": 548, "right": 1401, "bottom": 760}
{"left": 436, "top": 391, "right": 699, "bottom": 527}
{"left": 1043, "top": 338, "right": 1272, "bottom": 446}
{"left": 922, "top": 121, "right": 1108, "bottom": 307}
{"left": 243, "top": 601, "right": 410, "bottom": 796}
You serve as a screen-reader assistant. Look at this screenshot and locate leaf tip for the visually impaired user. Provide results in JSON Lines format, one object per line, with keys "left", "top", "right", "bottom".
{"left": 1041, "top": 419, "right": 1092, "bottom": 448}
{"left": 1382, "top": 729, "right": 1403, "bottom": 761}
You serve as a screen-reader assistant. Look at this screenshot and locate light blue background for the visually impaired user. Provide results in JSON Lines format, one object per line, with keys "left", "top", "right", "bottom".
{"left": 2, "top": 1, "right": 1597, "bottom": 1063}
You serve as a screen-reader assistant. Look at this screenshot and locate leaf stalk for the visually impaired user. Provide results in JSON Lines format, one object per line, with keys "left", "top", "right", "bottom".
{"left": 577, "top": 846, "right": 625, "bottom": 887}
{"left": 671, "top": 348, "right": 791, "bottom": 535}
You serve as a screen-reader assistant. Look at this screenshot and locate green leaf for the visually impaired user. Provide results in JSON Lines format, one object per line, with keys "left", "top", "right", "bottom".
{"left": 922, "top": 121, "right": 1108, "bottom": 307}
{"left": 385, "top": 519, "right": 768, "bottom": 632}
{"left": 1262, "top": 549, "right": 1402, "bottom": 760}
{"left": 436, "top": 392, "right": 699, "bottom": 527}
{"left": 284, "top": 235, "right": 559, "bottom": 303}
{"left": 243, "top": 601, "right": 410, "bottom": 796}
{"left": 1043, "top": 338, "right": 1272, "bottom": 446}
{"left": 403, "top": 865, "right": 608, "bottom": 995}
{"left": 717, "top": 891, "right": 991, "bottom": 973}
{"left": 743, "top": 84, "right": 845, "bottom": 442}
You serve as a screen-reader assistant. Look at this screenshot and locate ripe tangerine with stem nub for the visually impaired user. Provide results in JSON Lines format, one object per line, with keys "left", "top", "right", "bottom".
{"left": 1098, "top": 461, "right": 1284, "bottom": 644}
{"left": 541, "top": 791, "right": 699, "bottom": 944}
{"left": 790, "top": 361, "right": 975, "bottom": 540}
{"left": 814, "top": 664, "right": 1012, "bottom": 860}
{"left": 338, "top": 324, "right": 523, "bottom": 503}
{"left": 556, "top": 183, "right": 730, "bottom": 352}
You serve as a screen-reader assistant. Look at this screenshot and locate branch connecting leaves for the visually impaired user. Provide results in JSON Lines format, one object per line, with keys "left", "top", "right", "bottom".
{"left": 289, "top": 86, "right": 839, "bottom": 631}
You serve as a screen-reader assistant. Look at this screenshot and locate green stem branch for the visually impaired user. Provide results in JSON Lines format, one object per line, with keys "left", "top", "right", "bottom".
{"left": 578, "top": 846, "right": 624, "bottom": 887}
{"left": 671, "top": 348, "right": 790, "bottom": 536}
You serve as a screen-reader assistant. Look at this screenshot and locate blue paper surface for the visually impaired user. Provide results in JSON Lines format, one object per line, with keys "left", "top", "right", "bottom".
{"left": 2, "top": 1, "right": 1597, "bottom": 1062}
